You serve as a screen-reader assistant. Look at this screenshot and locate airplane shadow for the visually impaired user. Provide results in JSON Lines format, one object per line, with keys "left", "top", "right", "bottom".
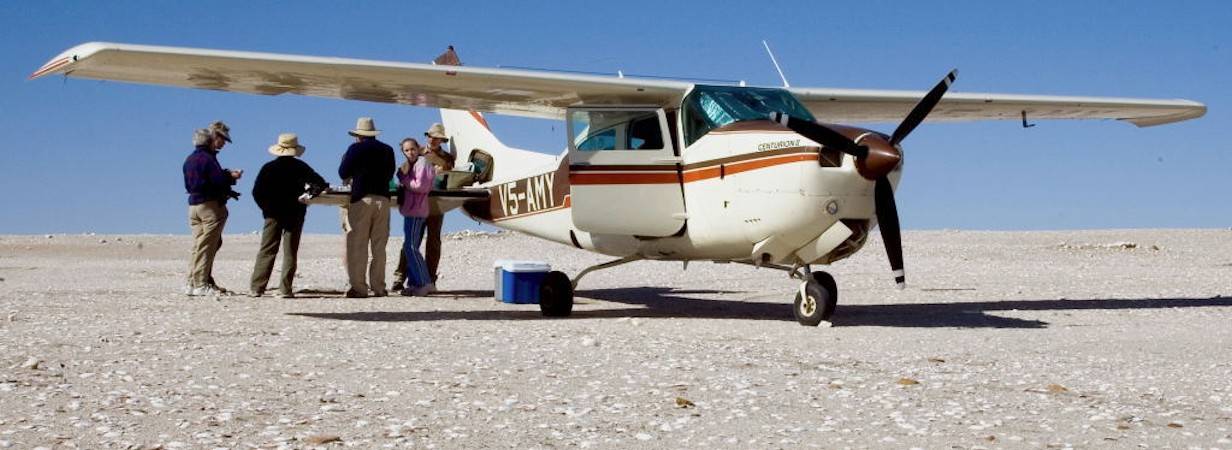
{"left": 288, "top": 288, "right": 494, "bottom": 299}
{"left": 287, "top": 286, "right": 1232, "bottom": 329}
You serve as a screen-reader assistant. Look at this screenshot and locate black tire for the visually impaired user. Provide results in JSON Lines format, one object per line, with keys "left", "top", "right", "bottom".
{"left": 793, "top": 271, "right": 838, "bottom": 326}
{"left": 539, "top": 271, "right": 574, "bottom": 317}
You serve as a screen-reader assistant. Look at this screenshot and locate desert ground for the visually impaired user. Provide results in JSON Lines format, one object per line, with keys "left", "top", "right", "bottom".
{"left": 1, "top": 229, "right": 1231, "bottom": 449}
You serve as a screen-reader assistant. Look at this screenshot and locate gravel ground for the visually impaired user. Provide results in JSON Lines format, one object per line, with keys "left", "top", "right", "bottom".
{"left": 1, "top": 229, "right": 1231, "bottom": 449}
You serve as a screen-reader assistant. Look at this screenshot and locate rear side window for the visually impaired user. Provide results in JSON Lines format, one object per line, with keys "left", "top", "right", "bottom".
{"left": 570, "top": 109, "right": 665, "bottom": 151}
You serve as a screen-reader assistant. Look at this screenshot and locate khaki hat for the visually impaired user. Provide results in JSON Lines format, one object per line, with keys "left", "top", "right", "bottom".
{"left": 268, "top": 133, "right": 305, "bottom": 157}
{"left": 424, "top": 123, "right": 448, "bottom": 141}
{"left": 209, "top": 120, "right": 232, "bottom": 143}
{"left": 349, "top": 117, "right": 380, "bottom": 137}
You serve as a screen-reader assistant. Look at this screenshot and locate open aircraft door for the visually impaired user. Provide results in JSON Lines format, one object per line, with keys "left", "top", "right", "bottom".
{"left": 566, "top": 107, "right": 686, "bottom": 236}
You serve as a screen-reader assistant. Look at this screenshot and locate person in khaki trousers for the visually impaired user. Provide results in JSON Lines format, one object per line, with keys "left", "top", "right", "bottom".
{"left": 421, "top": 123, "right": 455, "bottom": 289}
{"left": 183, "top": 123, "right": 241, "bottom": 297}
{"left": 249, "top": 133, "right": 327, "bottom": 298}
{"left": 338, "top": 117, "right": 396, "bottom": 298}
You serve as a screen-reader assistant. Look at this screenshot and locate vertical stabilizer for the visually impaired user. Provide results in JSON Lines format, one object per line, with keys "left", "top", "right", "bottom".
{"left": 439, "top": 108, "right": 556, "bottom": 185}
{"left": 431, "top": 46, "right": 555, "bottom": 184}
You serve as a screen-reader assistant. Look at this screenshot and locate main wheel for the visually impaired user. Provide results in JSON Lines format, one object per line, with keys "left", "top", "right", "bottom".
{"left": 539, "top": 271, "right": 574, "bottom": 317}
{"left": 793, "top": 271, "right": 838, "bottom": 326}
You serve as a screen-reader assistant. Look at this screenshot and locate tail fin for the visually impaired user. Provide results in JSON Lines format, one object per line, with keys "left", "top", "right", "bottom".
{"left": 440, "top": 108, "right": 556, "bottom": 184}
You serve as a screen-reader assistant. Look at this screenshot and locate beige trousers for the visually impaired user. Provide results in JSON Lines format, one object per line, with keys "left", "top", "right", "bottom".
{"left": 187, "top": 201, "right": 228, "bottom": 287}
{"left": 342, "top": 195, "right": 390, "bottom": 294}
{"left": 250, "top": 217, "right": 303, "bottom": 296}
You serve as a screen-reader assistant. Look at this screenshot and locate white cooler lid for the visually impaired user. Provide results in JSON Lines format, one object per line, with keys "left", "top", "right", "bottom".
{"left": 499, "top": 260, "right": 551, "bottom": 272}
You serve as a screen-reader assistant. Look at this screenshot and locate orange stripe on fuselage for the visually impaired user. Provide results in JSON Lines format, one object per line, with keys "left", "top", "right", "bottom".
{"left": 720, "top": 153, "right": 819, "bottom": 177}
{"left": 569, "top": 172, "right": 680, "bottom": 185}
{"left": 569, "top": 150, "right": 821, "bottom": 185}
{"left": 680, "top": 166, "right": 721, "bottom": 183}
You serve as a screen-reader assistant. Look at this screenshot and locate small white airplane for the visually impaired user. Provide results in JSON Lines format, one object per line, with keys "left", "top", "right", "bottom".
{"left": 32, "top": 43, "right": 1205, "bottom": 325}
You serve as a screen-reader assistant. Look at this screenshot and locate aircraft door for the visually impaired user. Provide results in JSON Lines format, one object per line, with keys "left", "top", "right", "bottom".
{"left": 566, "top": 107, "right": 686, "bottom": 236}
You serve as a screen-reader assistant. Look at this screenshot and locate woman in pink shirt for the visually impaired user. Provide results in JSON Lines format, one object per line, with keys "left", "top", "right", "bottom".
{"left": 396, "top": 138, "right": 436, "bottom": 296}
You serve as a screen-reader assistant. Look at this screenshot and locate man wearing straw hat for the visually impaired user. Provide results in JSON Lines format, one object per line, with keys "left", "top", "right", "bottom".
{"left": 421, "top": 122, "right": 455, "bottom": 289}
{"left": 249, "top": 133, "right": 327, "bottom": 298}
{"left": 338, "top": 117, "right": 396, "bottom": 298}
{"left": 184, "top": 121, "right": 241, "bottom": 297}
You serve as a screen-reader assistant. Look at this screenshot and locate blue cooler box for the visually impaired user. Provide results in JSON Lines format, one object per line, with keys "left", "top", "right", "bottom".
{"left": 493, "top": 260, "right": 551, "bottom": 304}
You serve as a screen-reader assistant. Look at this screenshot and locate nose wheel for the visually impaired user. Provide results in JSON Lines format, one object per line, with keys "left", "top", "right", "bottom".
{"left": 794, "top": 271, "right": 838, "bottom": 326}
{"left": 539, "top": 271, "right": 574, "bottom": 317}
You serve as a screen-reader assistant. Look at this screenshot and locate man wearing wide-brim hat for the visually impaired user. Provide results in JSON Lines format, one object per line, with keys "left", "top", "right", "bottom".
{"left": 420, "top": 122, "right": 455, "bottom": 289}
{"left": 250, "top": 133, "right": 327, "bottom": 298}
{"left": 338, "top": 117, "right": 396, "bottom": 297}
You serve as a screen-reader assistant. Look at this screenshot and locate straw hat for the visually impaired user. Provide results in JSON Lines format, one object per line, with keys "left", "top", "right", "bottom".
{"left": 209, "top": 121, "right": 232, "bottom": 143}
{"left": 424, "top": 123, "right": 448, "bottom": 141}
{"left": 268, "top": 133, "right": 305, "bottom": 157}
{"left": 349, "top": 117, "right": 380, "bottom": 137}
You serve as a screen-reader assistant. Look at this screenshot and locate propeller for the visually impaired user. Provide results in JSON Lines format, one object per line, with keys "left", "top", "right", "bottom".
{"left": 771, "top": 69, "right": 957, "bottom": 289}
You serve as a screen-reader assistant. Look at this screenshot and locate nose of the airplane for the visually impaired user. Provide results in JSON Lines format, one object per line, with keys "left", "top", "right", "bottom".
{"left": 854, "top": 134, "right": 902, "bottom": 181}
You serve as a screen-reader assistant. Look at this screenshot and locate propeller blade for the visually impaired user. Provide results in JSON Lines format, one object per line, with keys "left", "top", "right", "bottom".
{"left": 768, "top": 112, "right": 868, "bottom": 158}
{"left": 889, "top": 69, "right": 958, "bottom": 146}
{"left": 874, "top": 177, "right": 905, "bottom": 289}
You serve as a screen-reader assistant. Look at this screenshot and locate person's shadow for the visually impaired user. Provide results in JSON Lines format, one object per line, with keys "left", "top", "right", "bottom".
{"left": 286, "top": 286, "right": 1232, "bottom": 328}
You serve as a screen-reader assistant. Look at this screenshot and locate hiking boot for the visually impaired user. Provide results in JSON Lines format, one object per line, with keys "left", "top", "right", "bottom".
{"left": 344, "top": 289, "right": 367, "bottom": 299}
{"left": 390, "top": 280, "right": 406, "bottom": 292}
{"left": 371, "top": 289, "right": 389, "bottom": 298}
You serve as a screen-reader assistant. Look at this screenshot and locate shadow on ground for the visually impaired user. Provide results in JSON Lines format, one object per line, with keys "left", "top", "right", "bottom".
{"left": 292, "top": 288, "right": 495, "bottom": 298}
{"left": 287, "top": 287, "right": 1232, "bottom": 329}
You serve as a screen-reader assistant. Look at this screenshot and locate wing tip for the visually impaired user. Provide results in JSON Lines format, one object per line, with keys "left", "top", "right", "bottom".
{"left": 29, "top": 41, "right": 118, "bottom": 80}
{"left": 1125, "top": 102, "right": 1207, "bottom": 127}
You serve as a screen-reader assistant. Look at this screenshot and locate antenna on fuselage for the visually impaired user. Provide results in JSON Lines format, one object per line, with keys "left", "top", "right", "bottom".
{"left": 762, "top": 40, "right": 790, "bottom": 88}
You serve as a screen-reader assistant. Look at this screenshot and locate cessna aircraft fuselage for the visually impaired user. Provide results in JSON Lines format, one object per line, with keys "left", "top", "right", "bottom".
{"left": 462, "top": 107, "right": 888, "bottom": 270}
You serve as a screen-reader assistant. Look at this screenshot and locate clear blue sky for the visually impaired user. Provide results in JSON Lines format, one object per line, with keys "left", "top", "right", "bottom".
{"left": 1, "top": 1, "right": 1227, "bottom": 234}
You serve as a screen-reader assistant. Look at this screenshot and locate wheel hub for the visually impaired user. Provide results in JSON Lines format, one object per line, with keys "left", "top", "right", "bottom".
{"left": 800, "top": 293, "right": 817, "bottom": 316}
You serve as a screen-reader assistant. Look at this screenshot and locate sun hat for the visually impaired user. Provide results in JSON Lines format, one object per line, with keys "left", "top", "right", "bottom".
{"left": 424, "top": 123, "right": 448, "bottom": 141}
{"left": 349, "top": 117, "right": 380, "bottom": 137}
{"left": 268, "top": 133, "right": 305, "bottom": 157}
{"left": 209, "top": 121, "right": 232, "bottom": 143}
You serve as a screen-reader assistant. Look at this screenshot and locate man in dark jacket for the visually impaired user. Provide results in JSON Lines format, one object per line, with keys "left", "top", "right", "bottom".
{"left": 184, "top": 122, "right": 241, "bottom": 297}
{"left": 249, "top": 133, "right": 327, "bottom": 298}
{"left": 338, "top": 117, "right": 396, "bottom": 298}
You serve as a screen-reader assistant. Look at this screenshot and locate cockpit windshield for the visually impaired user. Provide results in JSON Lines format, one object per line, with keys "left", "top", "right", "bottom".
{"left": 682, "top": 85, "right": 815, "bottom": 147}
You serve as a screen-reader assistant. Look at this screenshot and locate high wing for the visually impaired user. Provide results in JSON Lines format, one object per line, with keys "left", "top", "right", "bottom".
{"left": 30, "top": 42, "right": 690, "bottom": 120}
{"left": 790, "top": 87, "right": 1205, "bottom": 127}
{"left": 32, "top": 42, "right": 1204, "bottom": 127}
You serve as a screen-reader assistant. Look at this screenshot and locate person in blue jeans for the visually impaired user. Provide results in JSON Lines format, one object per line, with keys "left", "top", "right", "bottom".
{"left": 396, "top": 138, "right": 436, "bottom": 296}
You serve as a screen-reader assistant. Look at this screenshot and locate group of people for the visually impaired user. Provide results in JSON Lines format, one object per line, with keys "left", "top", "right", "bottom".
{"left": 181, "top": 117, "right": 455, "bottom": 299}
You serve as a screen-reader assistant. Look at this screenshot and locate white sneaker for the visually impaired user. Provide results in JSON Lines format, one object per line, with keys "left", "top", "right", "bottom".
{"left": 183, "top": 284, "right": 195, "bottom": 296}
{"left": 412, "top": 283, "right": 436, "bottom": 297}
{"left": 191, "top": 285, "right": 224, "bottom": 297}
